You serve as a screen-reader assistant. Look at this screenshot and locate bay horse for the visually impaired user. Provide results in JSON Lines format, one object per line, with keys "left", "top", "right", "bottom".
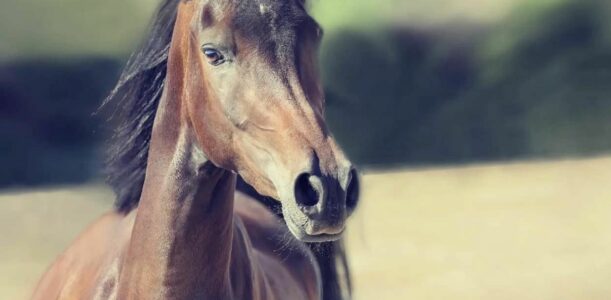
{"left": 31, "top": 0, "right": 359, "bottom": 299}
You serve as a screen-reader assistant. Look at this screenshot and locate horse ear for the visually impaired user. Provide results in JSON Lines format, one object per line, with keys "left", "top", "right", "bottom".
{"left": 166, "top": 0, "right": 197, "bottom": 94}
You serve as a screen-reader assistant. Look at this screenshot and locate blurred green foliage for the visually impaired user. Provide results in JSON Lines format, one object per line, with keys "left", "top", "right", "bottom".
{"left": 322, "top": 0, "right": 611, "bottom": 165}
{"left": 1, "top": 0, "right": 611, "bottom": 186}
{"left": 0, "top": 0, "right": 155, "bottom": 61}
{"left": 0, "top": 59, "right": 120, "bottom": 185}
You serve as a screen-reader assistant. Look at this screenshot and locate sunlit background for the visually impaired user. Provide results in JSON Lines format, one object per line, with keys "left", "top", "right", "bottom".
{"left": 2, "top": 0, "right": 611, "bottom": 299}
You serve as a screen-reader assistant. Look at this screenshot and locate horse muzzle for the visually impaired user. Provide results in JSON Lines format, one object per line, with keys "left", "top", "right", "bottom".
{"left": 283, "top": 167, "right": 360, "bottom": 242}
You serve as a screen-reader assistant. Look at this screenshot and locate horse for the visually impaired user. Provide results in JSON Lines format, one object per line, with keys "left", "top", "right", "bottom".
{"left": 31, "top": 0, "right": 360, "bottom": 299}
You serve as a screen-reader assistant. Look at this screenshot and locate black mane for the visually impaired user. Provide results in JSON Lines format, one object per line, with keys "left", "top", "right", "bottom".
{"left": 102, "top": 0, "right": 178, "bottom": 212}
{"left": 102, "top": 1, "right": 351, "bottom": 299}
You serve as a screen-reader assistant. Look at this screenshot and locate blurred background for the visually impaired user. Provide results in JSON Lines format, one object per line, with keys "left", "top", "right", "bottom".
{"left": 2, "top": 0, "right": 611, "bottom": 299}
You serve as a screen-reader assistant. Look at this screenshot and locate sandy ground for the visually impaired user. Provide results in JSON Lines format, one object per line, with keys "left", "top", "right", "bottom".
{"left": 2, "top": 156, "right": 611, "bottom": 299}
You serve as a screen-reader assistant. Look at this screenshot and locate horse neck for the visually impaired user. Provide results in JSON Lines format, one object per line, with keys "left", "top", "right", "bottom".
{"left": 117, "top": 89, "right": 236, "bottom": 299}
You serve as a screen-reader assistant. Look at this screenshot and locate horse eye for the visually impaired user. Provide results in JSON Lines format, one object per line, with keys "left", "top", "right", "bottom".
{"left": 202, "top": 47, "right": 225, "bottom": 66}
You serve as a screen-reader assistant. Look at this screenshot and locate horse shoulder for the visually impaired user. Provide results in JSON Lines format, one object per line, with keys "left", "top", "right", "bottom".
{"left": 31, "top": 211, "right": 134, "bottom": 300}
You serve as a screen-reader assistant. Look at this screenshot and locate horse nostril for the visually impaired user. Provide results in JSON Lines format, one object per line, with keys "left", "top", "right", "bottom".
{"left": 294, "top": 173, "right": 322, "bottom": 207}
{"left": 346, "top": 168, "right": 360, "bottom": 212}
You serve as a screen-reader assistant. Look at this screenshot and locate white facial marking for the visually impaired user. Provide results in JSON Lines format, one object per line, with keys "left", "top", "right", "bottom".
{"left": 259, "top": 4, "right": 269, "bottom": 15}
